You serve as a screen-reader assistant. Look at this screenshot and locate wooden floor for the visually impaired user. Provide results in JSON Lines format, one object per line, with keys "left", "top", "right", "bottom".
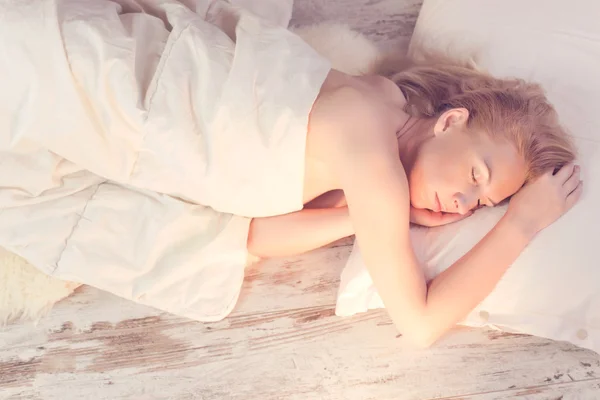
{"left": 3, "top": 1, "right": 600, "bottom": 399}
{"left": 2, "top": 239, "right": 600, "bottom": 399}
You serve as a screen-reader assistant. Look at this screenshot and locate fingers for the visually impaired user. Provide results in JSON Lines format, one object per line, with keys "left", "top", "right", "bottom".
{"left": 562, "top": 165, "right": 581, "bottom": 195}
{"left": 566, "top": 180, "right": 583, "bottom": 205}
{"left": 553, "top": 163, "right": 577, "bottom": 184}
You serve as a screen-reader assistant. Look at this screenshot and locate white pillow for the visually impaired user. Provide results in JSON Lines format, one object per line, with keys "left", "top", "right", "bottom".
{"left": 335, "top": 0, "right": 600, "bottom": 354}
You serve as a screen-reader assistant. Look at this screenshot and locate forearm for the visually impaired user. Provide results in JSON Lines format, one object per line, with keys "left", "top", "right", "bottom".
{"left": 419, "top": 213, "right": 534, "bottom": 345}
{"left": 247, "top": 207, "right": 354, "bottom": 258}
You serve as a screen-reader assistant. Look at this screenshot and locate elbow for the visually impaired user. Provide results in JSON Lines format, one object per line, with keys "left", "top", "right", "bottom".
{"left": 246, "top": 219, "right": 287, "bottom": 259}
{"left": 246, "top": 222, "right": 268, "bottom": 259}
{"left": 246, "top": 235, "right": 269, "bottom": 260}
{"left": 246, "top": 230, "right": 281, "bottom": 259}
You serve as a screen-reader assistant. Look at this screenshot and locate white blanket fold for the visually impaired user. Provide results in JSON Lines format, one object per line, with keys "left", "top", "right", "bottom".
{"left": 0, "top": 0, "right": 330, "bottom": 321}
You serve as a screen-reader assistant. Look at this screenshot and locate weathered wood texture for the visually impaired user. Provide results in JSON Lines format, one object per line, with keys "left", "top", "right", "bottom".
{"left": 290, "top": 0, "right": 424, "bottom": 52}
{"left": 2, "top": 241, "right": 600, "bottom": 399}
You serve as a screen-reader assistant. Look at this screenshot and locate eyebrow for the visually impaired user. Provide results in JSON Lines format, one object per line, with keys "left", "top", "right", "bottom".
{"left": 485, "top": 160, "right": 498, "bottom": 206}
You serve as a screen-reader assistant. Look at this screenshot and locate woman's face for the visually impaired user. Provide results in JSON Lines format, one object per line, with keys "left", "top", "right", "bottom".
{"left": 407, "top": 109, "right": 528, "bottom": 214}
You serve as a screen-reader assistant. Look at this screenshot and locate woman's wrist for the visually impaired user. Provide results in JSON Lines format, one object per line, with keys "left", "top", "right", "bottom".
{"left": 500, "top": 209, "right": 538, "bottom": 244}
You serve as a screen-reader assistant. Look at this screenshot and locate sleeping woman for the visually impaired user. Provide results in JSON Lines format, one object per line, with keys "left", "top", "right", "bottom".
{"left": 246, "top": 58, "right": 582, "bottom": 347}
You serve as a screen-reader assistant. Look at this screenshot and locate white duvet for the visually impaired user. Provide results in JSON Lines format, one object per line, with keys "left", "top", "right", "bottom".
{"left": 0, "top": 0, "right": 330, "bottom": 321}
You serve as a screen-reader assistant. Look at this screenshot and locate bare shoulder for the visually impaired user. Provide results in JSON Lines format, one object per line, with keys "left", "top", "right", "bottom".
{"left": 307, "top": 83, "right": 400, "bottom": 168}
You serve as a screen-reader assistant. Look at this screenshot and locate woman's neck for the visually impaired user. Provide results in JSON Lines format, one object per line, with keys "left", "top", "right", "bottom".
{"left": 396, "top": 116, "right": 435, "bottom": 174}
{"left": 356, "top": 72, "right": 435, "bottom": 173}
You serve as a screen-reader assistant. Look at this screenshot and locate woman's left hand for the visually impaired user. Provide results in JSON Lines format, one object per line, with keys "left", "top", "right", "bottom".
{"left": 410, "top": 207, "right": 473, "bottom": 227}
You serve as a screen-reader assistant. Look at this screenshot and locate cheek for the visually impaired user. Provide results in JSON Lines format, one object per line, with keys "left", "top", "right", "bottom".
{"left": 411, "top": 148, "right": 460, "bottom": 204}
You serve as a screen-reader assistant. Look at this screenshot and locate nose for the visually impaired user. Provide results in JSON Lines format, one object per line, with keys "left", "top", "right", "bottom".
{"left": 452, "top": 191, "right": 479, "bottom": 215}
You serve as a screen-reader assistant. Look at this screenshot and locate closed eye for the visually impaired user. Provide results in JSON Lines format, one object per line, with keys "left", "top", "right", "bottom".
{"left": 472, "top": 167, "right": 489, "bottom": 208}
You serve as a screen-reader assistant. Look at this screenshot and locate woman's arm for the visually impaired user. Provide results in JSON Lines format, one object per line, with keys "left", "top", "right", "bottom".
{"left": 344, "top": 142, "right": 579, "bottom": 347}
{"left": 247, "top": 207, "right": 353, "bottom": 258}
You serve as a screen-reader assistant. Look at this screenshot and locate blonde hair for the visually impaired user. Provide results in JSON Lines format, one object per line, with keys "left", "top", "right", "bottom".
{"left": 375, "top": 53, "right": 577, "bottom": 181}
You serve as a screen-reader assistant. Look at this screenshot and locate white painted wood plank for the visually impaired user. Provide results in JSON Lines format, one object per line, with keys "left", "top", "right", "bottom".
{"left": 441, "top": 379, "right": 600, "bottom": 400}
{"left": 2, "top": 243, "right": 599, "bottom": 400}
{"left": 236, "top": 240, "right": 351, "bottom": 313}
{"left": 291, "top": 0, "right": 424, "bottom": 51}
{"left": 2, "top": 314, "right": 598, "bottom": 399}
{"left": 1, "top": 241, "right": 350, "bottom": 350}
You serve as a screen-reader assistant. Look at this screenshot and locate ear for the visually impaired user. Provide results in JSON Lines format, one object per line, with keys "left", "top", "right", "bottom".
{"left": 433, "top": 108, "right": 470, "bottom": 136}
